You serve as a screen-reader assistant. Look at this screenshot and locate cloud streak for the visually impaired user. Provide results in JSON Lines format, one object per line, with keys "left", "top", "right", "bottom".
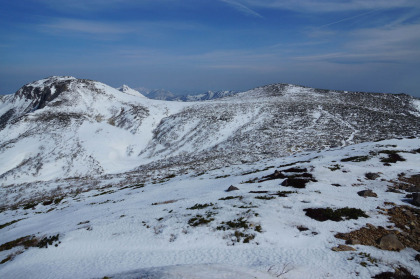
{"left": 36, "top": 17, "right": 201, "bottom": 41}
{"left": 296, "top": 22, "right": 420, "bottom": 64}
{"left": 318, "top": 8, "right": 383, "bottom": 28}
{"left": 219, "top": 0, "right": 263, "bottom": 18}
{"left": 237, "top": 0, "right": 420, "bottom": 12}
{"left": 40, "top": 18, "right": 135, "bottom": 35}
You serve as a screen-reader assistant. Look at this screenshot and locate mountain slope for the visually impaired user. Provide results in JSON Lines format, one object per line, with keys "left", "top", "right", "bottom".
{"left": 0, "top": 77, "right": 187, "bottom": 185}
{"left": 0, "top": 77, "right": 420, "bottom": 206}
{"left": 180, "top": 90, "right": 238, "bottom": 102}
{"left": 136, "top": 84, "right": 420, "bottom": 173}
{"left": 0, "top": 138, "right": 419, "bottom": 279}
{"left": 117, "top": 85, "right": 146, "bottom": 98}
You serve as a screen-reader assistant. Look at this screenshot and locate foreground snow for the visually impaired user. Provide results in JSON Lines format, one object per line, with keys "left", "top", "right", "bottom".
{"left": 0, "top": 138, "right": 419, "bottom": 278}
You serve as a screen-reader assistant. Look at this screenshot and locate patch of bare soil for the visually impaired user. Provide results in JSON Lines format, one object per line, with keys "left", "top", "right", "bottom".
{"left": 389, "top": 173, "right": 420, "bottom": 192}
{"left": 335, "top": 205, "right": 420, "bottom": 252}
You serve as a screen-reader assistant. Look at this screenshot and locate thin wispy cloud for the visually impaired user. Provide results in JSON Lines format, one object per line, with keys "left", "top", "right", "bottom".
{"left": 40, "top": 18, "right": 135, "bottom": 35}
{"left": 296, "top": 22, "right": 420, "bottom": 64}
{"left": 239, "top": 0, "right": 420, "bottom": 12}
{"left": 38, "top": 0, "right": 134, "bottom": 11}
{"left": 319, "top": 8, "right": 383, "bottom": 28}
{"left": 37, "top": 17, "right": 201, "bottom": 40}
{"left": 219, "top": 0, "right": 263, "bottom": 18}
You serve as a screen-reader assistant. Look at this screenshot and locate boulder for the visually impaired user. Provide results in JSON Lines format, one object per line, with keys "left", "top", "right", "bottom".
{"left": 407, "top": 186, "right": 420, "bottom": 193}
{"left": 365, "top": 172, "right": 380, "bottom": 180}
{"left": 378, "top": 234, "right": 405, "bottom": 251}
{"left": 357, "top": 190, "right": 378, "bottom": 198}
{"left": 258, "top": 170, "right": 286, "bottom": 182}
{"left": 226, "top": 185, "right": 239, "bottom": 192}
{"left": 412, "top": 192, "right": 420, "bottom": 206}
{"left": 281, "top": 178, "right": 308, "bottom": 188}
{"left": 282, "top": 167, "right": 307, "bottom": 173}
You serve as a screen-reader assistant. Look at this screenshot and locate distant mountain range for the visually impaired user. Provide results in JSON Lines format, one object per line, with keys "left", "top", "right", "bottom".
{"left": 122, "top": 86, "right": 238, "bottom": 102}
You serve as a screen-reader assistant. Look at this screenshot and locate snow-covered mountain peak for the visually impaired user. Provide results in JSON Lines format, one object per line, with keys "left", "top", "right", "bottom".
{"left": 14, "top": 76, "right": 77, "bottom": 101}
{"left": 26, "top": 76, "right": 77, "bottom": 88}
{"left": 117, "top": 84, "right": 146, "bottom": 98}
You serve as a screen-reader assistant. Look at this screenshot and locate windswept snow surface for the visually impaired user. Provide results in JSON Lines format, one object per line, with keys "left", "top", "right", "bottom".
{"left": 0, "top": 138, "right": 419, "bottom": 279}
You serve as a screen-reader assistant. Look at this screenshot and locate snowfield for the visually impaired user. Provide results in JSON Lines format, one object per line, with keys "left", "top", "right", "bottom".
{"left": 0, "top": 138, "right": 419, "bottom": 279}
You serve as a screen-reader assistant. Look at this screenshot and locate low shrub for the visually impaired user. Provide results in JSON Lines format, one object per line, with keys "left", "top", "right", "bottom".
{"left": 304, "top": 207, "right": 368, "bottom": 222}
{"left": 37, "top": 234, "right": 60, "bottom": 248}
{"left": 219, "top": 196, "right": 242, "bottom": 200}
{"left": 0, "top": 236, "right": 38, "bottom": 251}
{"left": 188, "top": 215, "right": 214, "bottom": 227}
{"left": 0, "top": 219, "right": 24, "bottom": 230}
{"left": 254, "top": 195, "right": 276, "bottom": 200}
{"left": 217, "top": 217, "right": 250, "bottom": 230}
{"left": 341, "top": 156, "right": 370, "bottom": 162}
{"left": 187, "top": 203, "right": 214, "bottom": 210}
{"left": 328, "top": 164, "right": 342, "bottom": 171}
{"left": 233, "top": 231, "right": 255, "bottom": 243}
{"left": 275, "top": 191, "right": 297, "bottom": 197}
{"left": 380, "top": 153, "right": 406, "bottom": 164}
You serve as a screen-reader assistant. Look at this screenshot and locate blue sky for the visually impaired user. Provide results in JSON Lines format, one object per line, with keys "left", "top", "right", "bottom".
{"left": 1, "top": 0, "right": 420, "bottom": 97}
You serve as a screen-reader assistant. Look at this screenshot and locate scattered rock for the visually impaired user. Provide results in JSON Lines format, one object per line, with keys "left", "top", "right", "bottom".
{"left": 258, "top": 170, "right": 286, "bottom": 182}
{"left": 389, "top": 174, "right": 420, "bottom": 192}
{"left": 345, "top": 239, "right": 361, "bottom": 245}
{"left": 281, "top": 178, "right": 308, "bottom": 188}
{"left": 282, "top": 167, "right": 308, "bottom": 173}
{"left": 249, "top": 191, "right": 268, "bottom": 194}
{"left": 226, "top": 185, "right": 239, "bottom": 192}
{"left": 415, "top": 254, "right": 420, "bottom": 262}
{"left": 407, "top": 187, "right": 420, "bottom": 193}
{"left": 357, "top": 190, "right": 378, "bottom": 198}
{"left": 372, "top": 266, "right": 419, "bottom": 279}
{"left": 365, "top": 172, "right": 380, "bottom": 180}
{"left": 378, "top": 234, "right": 405, "bottom": 251}
{"left": 366, "top": 223, "right": 376, "bottom": 229}
{"left": 297, "top": 226, "right": 309, "bottom": 232}
{"left": 413, "top": 193, "right": 420, "bottom": 206}
{"left": 336, "top": 205, "right": 420, "bottom": 252}
{"left": 331, "top": 245, "right": 356, "bottom": 252}
{"left": 281, "top": 174, "right": 316, "bottom": 188}
{"left": 387, "top": 189, "right": 404, "bottom": 194}
{"left": 331, "top": 183, "right": 341, "bottom": 187}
